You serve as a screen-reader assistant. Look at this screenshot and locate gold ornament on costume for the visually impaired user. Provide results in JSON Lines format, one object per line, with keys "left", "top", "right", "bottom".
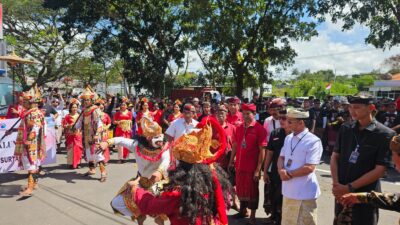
{"left": 79, "top": 85, "right": 97, "bottom": 100}
{"left": 140, "top": 116, "right": 162, "bottom": 138}
{"left": 23, "top": 85, "right": 42, "bottom": 103}
{"left": 172, "top": 123, "right": 215, "bottom": 164}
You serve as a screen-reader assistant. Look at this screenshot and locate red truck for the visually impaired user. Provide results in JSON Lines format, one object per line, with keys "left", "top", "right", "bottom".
{"left": 170, "top": 87, "right": 221, "bottom": 102}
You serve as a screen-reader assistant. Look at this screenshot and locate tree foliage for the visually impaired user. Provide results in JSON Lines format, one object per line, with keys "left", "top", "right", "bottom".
{"left": 321, "top": 1, "right": 400, "bottom": 49}
{"left": 189, "top": 0, "right": 323, "bottom": 97}
{"left": 3, "top": 0, "right": 91, "bottom": 90}
{"left": 45, "top": 0, "right": 191, "bottom": 97}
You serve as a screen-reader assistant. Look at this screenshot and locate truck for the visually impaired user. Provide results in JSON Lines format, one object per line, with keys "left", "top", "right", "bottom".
{"left": 0, "top": 76, "right": 21, "bottom": 118}
{"left": 170, "top": 87, "right": 221, "bottom": 102}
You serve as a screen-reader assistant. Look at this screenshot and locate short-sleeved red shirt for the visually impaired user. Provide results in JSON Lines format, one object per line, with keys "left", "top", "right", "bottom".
{"left": 234, "top": 120, "right": 267, "bottom": 172}
{"left": 211, "top": 121, "right": 236, "bottom": 169}
{"left": 226, "top": 111, "right": 243, "bottom": 127}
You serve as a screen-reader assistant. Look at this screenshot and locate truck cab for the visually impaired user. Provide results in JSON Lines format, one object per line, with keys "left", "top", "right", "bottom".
{"left": 0, "top": 76, "right": 21, "bottom": 118}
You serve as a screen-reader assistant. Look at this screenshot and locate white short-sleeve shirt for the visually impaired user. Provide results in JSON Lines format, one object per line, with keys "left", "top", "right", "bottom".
{"left": 165, "top": 118, "right": 199, "bottom": 141}
{"left": 263, "top": 116, "right": 281, "bottom": 140}
{"left": 279, "top": 128, "right": 323, "bottom": 200}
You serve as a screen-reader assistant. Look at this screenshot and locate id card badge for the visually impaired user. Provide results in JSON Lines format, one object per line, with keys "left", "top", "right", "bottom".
{"left": 241, "top": 140, "right": 247, "bottom": 148}
{"left": 349, "top": 145, "right": 360, "bottom": 164}
{"left": 286, "top": 159, "right": 293, "bottom": 168}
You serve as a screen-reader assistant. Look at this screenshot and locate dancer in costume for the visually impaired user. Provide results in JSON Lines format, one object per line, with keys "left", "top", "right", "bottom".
{"left": 101, "top": 116, "right": 170, "bottom": 225}
{"left": 74, "top": 86, "right": 107, "bottom": 182}
{"left": 95, "top": 98, "right": 111, "bottom": 164}
{"left": 110, "top": 117, "right": 232, "bottom": 225}
{"left": 14, "top": 86, "right": 46, "bottom": 196}
{"left": 113, "top": 97, "right": 132, "bottom": 163}
{"left": 62, "top": 98, "right": 83, "bottom": 169}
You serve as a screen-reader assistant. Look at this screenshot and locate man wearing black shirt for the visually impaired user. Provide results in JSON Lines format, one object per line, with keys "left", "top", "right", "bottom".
{"left": 330, "top": 94, "right": 395, "bottom": 225}
{"left": 263, "top": 110, "right": 290, "bottom": 225}
{"left": 303, "top": 99, "right": 316, "bottom": 132}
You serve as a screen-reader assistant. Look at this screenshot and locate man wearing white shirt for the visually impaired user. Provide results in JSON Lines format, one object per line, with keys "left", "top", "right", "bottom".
{"left": 277, "top": 108, "right": 323, "bottom": 225}
{"left": 165, "top": 103, "right": 199, "bottom": 142}
{"left": 263, "top": 98, "right": 285, "bottom": 139}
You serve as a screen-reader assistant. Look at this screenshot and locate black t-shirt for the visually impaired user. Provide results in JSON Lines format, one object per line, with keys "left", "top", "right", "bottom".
{"left": 375, "top": 111, "right": 387, "bottom": 124}
{"left": 258, "top": 111, "right": 271, "bottom": 125}
{"left": 334, "top": 120, "right": 395, "bottom": 192}
{"left": 266, "top": 128, "right": 287, "bottom": 182}
{"left": 304, "top": 108, "right": 316, "bottom": 130}
{"left": 314, "top": 108, "right": 327, "bottom": 128}
{"left": 328, "top": 108, "right": 340, "bottom": 123}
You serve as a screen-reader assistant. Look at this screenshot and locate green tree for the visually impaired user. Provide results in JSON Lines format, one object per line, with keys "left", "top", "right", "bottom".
{"left": 321, "top": 1, "right": 400, "bottom": 48}
{"left": 190, "top": 0, "right": 323, "bottom": 97}
{"left": 4, "top": 0, "right": 91, "bottom": 90}
{"left": 46, "top": 0, "right": 191, "bottom": 97}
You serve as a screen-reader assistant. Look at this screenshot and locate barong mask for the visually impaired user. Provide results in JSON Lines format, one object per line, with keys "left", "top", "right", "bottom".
{"left": 172, "top": 117, "right": 227, "bottom": 165}
{"left": 140, "top": 116, "right": 164, "bottom": 148}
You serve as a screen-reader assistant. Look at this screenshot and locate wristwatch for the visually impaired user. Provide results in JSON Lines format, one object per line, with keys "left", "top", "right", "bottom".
{"left": 347, "top": 183, "right": 355, "bottom": 192}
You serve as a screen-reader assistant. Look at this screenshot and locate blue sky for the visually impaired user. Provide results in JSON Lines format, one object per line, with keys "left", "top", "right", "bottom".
{"left": 186, "top": 18, "right": 400, "bottom": 78}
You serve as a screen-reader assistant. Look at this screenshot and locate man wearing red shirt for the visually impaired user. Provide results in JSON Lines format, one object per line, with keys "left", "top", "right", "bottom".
{"left": 229, "top": 103, "right": 267, "bottom": 224}
{"left": 227, "top": 96, "right": 243, "bottom": 127}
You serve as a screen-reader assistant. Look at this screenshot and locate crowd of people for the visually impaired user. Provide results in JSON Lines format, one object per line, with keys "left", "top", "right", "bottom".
{"left": 6, "top": 85, "right": 400, "bottom": 225}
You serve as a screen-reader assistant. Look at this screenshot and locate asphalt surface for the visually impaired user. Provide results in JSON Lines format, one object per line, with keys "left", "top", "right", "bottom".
{"left": 0, "top": 152, "right": 399, "bottom": 225}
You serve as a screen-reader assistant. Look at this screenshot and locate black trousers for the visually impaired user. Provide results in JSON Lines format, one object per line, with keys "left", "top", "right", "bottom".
{"left": 263, "top": 175, "right": 283, "bottom": 224}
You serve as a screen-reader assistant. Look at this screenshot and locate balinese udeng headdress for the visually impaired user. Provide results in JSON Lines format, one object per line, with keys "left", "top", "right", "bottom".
{"left": 79, "top": 85, "right": 97, "bottom": 100}
{"left": 172, "top": 117, "right": 228, "bottom": 225}
{"left": 23, "top": 85, "right": 42, "bottom": 103}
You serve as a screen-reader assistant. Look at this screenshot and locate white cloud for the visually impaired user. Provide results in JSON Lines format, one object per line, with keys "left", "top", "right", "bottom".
{"left": 186, "top": 18, "right": 400, "bottom": 77}
{"left": 289, "top": 19, "right": 400, "bottom": 76}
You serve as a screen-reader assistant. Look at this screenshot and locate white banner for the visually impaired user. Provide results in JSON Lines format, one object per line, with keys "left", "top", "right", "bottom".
{"left": 0, "top": 117, "right": 57, "bottom": 173}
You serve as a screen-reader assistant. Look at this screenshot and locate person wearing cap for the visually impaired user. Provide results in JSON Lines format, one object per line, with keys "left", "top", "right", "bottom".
{"left": 226, "top": 97, "right": 243, "bottom": 127}
{"left": 338, "top": 134, "right": 400, "bottom": 214}
{"left": 215, "top": 104, "right": 240, "bottom": 210}
{"left": 229, "top": 103, "right": 267, "bottom": 224}
{"left": 165, "top": 103, "right": 199, "bottom": 142}
{"left": 277, "top": 108, "right": 323, "bottom": 225}
{"left": 74, "top": 86, "right": 108, "bottom": 182}
{"left": 14, "top": 86, "right": 46, "bottom": 196}
{"left": 330, "top": 94, "right": 395, "bottom": 225}
{"left": 263, "top": 98, "right": 285, "bottom": 140}
{"left": 263, "top": 109, "right": 291, "bottom": 225}
{"left": 197, "top": 101, "right": 212, "bottom": 122}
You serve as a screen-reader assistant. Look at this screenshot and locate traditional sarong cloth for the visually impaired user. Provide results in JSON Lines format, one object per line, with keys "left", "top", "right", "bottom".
{"left": 114, "top": 110, "right": 133, "bottom": 159}
{"left": 63, "top": 113, "right": 83, "bottom": 168}
{"left": 281, "top": 197, "right": 317, "bottom": 225}
{"left": 75, "top": 105, "right": 104, "bottom": 162}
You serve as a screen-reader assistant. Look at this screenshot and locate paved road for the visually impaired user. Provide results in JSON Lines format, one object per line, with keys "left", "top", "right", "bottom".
{"left": 0, "top": 153, "right": 399, "bottom": 225}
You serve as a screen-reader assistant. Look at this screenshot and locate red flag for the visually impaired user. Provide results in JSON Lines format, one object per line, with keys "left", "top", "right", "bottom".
{"left": 325, "top": 83, "right": 332, "bottom": 90}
